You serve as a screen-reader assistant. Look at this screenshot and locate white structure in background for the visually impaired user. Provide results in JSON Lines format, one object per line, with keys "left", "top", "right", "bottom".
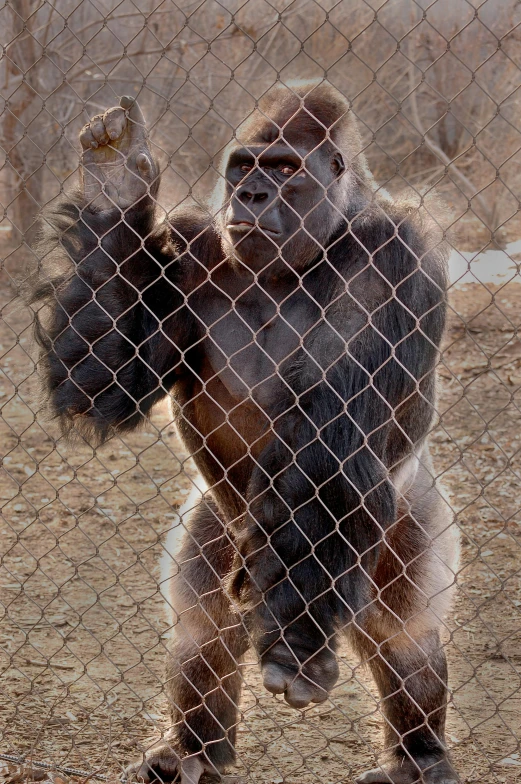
{"left": 448, "top": 240, "right": 521, "bottom": 287}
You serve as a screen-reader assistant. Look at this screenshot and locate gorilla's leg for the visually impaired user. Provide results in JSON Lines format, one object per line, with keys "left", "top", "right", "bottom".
{"left": 352, "top": 627, "right": 457, "bottom": 784}
{"left": 352, "top": 475, "right": 459, "bottom": 784}
{"left": 126, "top": 493, "right": 248, "bottom": 783}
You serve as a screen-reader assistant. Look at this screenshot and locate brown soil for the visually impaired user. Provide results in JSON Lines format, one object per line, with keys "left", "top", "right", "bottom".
{"left": 0, "top": 273, "right": 520, "bottom": 784}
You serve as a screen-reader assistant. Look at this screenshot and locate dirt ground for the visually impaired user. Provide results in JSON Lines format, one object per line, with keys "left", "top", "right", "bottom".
{"left": 0, "top": 266, "right": 520, "bottom": 784}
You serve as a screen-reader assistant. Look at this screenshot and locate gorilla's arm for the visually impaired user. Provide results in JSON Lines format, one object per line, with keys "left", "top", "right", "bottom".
{"left": 31, "top": 98, "right": 208, "bottom": 443}
{"left": 32, "top": 195, "right": 192, "bottom": 442}
{"left": 231, "top": 205, "right": 448, "bottom": 704}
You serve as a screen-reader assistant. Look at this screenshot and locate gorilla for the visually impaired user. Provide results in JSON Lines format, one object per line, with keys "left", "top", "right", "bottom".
{"left": 32, "top": 82, "right": 460, "bottom": 784}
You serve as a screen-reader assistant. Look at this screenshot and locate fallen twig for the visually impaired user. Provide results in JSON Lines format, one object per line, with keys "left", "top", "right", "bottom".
{"left": 0, "top": 755, "right": 108, "bottom": 782}
{"left": 23, "top": 659, "right": 74, "bottom": 671}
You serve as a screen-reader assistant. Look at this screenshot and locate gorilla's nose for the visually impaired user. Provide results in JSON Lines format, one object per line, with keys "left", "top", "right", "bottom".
{"left": 237, "top": 182, "right": 270, "bottom": 205}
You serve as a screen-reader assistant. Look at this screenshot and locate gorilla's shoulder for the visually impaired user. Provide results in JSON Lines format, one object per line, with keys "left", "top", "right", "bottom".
{"left": 165, "top": 204, "right": 224, "bottom": 276}
{"left": 349, "top": 197, "right": 448, "bottom": 272}
{"left": 352, "top": 197, "right": 446, "bottom": 252}
{"left": 168, "top": 203, "right": 218, "bottom": 244}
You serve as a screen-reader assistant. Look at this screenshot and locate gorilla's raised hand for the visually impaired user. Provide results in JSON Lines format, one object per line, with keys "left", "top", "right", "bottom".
{"left": 79, "top": 96, "right": 158, "bottom": 210}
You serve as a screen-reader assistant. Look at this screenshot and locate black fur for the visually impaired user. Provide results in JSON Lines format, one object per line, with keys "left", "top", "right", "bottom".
{"left": 30, "top": 82, "right": 457, "bottom": 784}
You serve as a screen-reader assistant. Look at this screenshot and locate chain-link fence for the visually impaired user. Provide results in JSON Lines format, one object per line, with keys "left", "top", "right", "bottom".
{"left": 1, "top": 1, "right": 521, "bottom": 783}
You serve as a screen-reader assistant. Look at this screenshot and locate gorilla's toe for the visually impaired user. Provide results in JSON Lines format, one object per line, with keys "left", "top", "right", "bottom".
{"left": 124, "top": 745, "right": 206, "bottom": 784}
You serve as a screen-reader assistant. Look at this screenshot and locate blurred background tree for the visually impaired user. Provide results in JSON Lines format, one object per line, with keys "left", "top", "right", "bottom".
{"left": 2, "top": 0, "right": 520, "bottom": 279}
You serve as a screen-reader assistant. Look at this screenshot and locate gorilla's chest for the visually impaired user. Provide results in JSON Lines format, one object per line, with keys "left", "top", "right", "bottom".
{"left": 193, "top": 284, "right": 319, "bottom": 408}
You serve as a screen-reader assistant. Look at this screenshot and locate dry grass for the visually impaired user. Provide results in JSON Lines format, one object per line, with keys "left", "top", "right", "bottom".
{"left": 0, "top": 275, "right": 520, "bottom": 783}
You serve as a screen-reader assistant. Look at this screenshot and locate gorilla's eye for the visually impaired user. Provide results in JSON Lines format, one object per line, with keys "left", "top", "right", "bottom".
{"left": 279, "top": 165, "right": 296, "bottom": 176}
{"left": 240, "top": 164, "right": 253, "bottom": 173}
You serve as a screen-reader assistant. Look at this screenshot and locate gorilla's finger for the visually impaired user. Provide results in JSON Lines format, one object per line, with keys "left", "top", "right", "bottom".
{"left": 136, "top": 153, "right": 153, "bottom": 178}
{"left": 79, "top": 124, "right": 98, "bottom": 149}
{"left": 103, "top": 107, "right": 127, "bottom": 141}
{"left": 311, "top": 689, "right": 329, "bottom": 703}
{"left": 288, "top": 673, "right": 330, "bottom": 706}
{"left": 284, "top": 678, "right": 318, "bottom": 709}
{"left": 90, "top": 114, "right": 109, "bottom": 144}
{"left": 263, "top": 660, "right": 331, "bottom": 708}
{"left": 262, "top": 662, "right": 289, "bottom": 694}
{"left": 120, "top": 96, "right": 147, "bottom": 144}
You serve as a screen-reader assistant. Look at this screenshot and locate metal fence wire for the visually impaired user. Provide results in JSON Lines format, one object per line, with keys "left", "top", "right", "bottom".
{"left": 1, "top": 1, "right": 521, "bottom": 783}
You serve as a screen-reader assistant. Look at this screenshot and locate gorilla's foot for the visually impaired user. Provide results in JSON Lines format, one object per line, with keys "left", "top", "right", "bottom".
{"left": 356, "top": 754, "right": 459, "bottom": 784}
{"left": 261, "top": 643, "right": 339, "bottom": 709}
{"left": 124, "top": 740, "right": 216, "bottom": 784}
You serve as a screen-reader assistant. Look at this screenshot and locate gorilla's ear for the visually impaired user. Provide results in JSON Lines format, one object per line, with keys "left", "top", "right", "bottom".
{"left": 331, "top": 151, "right": 346, "bottom": 178}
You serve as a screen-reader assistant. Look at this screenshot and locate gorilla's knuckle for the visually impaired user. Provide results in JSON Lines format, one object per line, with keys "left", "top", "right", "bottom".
{"left": 261, "top": 640, "right": 338, "bottom": 705}
{"left": 262, "top": 660, "right": 290, "bottom": 693}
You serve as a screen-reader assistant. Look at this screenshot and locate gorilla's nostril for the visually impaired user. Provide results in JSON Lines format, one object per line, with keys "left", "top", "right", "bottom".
{"left": 238, "top": 186, "right": 269, "bottom": 204}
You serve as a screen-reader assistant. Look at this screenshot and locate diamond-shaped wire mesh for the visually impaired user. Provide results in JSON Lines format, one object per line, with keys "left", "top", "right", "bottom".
{"left": 1, "top": 1, "right": 521, "bottom": 783}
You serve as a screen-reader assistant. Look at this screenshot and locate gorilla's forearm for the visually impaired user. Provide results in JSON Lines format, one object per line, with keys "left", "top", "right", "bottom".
{"left": 231, "top": 387, "right": 397, "bottom": 670}
{"left": 32, "top": 194, "right": 187, "bottom": 441}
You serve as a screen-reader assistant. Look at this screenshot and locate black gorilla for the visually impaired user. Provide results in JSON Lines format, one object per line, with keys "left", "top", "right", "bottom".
{"left": 32, "top": 82, "right": 459, "bottom": 784}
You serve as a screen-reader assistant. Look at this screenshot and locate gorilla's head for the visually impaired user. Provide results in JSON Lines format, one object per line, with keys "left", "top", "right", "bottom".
{"left": 216, "top": 80, "right": 373, "bottom": 273}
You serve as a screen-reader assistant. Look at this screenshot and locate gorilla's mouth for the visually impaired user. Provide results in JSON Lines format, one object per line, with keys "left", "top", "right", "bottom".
{"left": 228, "top": 221, "right": 280, "bottom": 237}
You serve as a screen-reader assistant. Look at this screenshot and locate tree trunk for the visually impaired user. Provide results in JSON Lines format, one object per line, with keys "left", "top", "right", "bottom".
{"left": 3, "top": 0, "right": 44, "bottom": 278}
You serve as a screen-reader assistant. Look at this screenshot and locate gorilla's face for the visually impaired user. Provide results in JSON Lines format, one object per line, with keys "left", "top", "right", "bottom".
{"left": 223, "top": 140, "right": 346, "bottom": 273}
